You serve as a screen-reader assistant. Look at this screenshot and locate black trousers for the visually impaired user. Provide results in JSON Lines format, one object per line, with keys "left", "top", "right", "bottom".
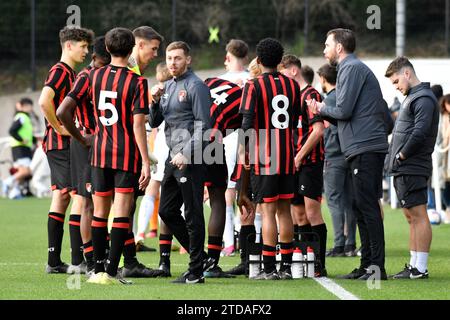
{"left": 158, "top": 158, "right": 206, "bottom": 276}
{"left": 348, "top": 153, "right": 386, "bottom": 271}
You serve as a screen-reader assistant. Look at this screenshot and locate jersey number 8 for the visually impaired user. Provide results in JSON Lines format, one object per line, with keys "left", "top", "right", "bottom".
{"left": 271, "top": 95, "right": 289, "bottom": 129}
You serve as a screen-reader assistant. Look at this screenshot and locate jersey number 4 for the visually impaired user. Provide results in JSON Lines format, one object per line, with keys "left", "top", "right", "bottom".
{"left": 210, "top": 85, "right": 231, "bottom": 106}
{"left": 99, "top": 90, "right": 119, "bottom": 126}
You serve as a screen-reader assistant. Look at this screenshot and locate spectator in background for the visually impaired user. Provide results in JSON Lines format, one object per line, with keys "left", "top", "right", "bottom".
{"left": 317, "top": 64, "right": 358, "bottom": 258}
{"left": 301, "top": 65, "right": 315, "bottom": 86}
{"left": 437, "top": 94, "right": 450, "bottom": 224}
{"left": 389, "top": 97, "right": 401, "bottom": 121}
{"left": 3, "top": 98, "right": 35, "bottom": 199}
{"left": 427, "top": 85, "right": 444, "bottom": 210}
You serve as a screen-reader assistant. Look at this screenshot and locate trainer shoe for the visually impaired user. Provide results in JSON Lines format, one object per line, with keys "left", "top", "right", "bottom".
{"left": 358, "top": 269, "right": 387, "bottom": 281}
{"left": 100, "top": 272, "right": 133, "bottom": 285}
{"left": 158, "top": 262, "right": 171, "bottom": 277}
{"left": 204, "top": 265, "right": 236, "bottom": 278}
{"left": 278, "top": 268, "right": 293, "bottom": 280}
{"left": 225, "top": 262, "right": 247, "bottom": 276}
{"left": 67, "top": 261, "right": 87, "bottom": 274}
{"left": 391, "top": 264, "right": 412, "bottom": 279}
{"left": 326, "top": 246, "right": 345, "bottom": 257}
{"left": 86, "top": 272, "right": 105, "bottom": 284}
{"left": 409, "top": 267, "right": 429, "bottom": 279}
{"left": 336, "top": 267, "right": 367, "bottom": 279}
{"left": 172, "top": 270, "right": 205, "bottom": 284}
{"left": 202, "top": 257, "right": 217, "bottom": 272}
{"left": 344, "top": 244, "right": 358, "bottom": 257}
{"left": 251, "top": 270, "right": 280, "bottom": 280}
{"left": 315, "top": 267, "right": 328, "bottom": 278}
{"left": 146, "top": 229, "right": 158, "bottom": 238}
{"left": 135, "top": 241, "right": 157, "bottom": 252}
{"left": 121, "top": 262, "right": 164, "bottom": 278}
{"left": 45, "top": 262, "right": 69, "bottom": 274}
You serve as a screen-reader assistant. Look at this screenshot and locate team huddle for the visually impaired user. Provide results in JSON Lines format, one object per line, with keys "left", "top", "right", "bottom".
{"left": 40, "top": 24, "right": 438, "bottom": 284}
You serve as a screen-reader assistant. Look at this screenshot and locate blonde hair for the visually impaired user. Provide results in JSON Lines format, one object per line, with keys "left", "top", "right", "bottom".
{"left": 248, "top": 58, "right": 262, "bottom": 79}
{"left": 156, "top": 62, "right": 172, "bottom": 83}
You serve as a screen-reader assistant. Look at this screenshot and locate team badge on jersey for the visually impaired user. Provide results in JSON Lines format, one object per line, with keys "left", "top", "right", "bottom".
{"left": 178, "top": 90, "right": 187, "bottom": 103}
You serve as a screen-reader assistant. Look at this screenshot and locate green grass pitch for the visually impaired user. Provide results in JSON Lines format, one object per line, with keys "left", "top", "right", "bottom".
{"left": 1, "top": 197, "right": 450, "bottom": 300}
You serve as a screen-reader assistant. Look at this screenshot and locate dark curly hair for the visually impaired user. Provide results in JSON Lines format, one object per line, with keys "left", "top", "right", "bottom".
{"left": 256, "top": 38, "right": 284, "bottom": 69}
{"left": 59, "top": 26, "right": 94, "bottom": 46}
{"left": 93, "top": 36, "right": 111, "bottom": 63}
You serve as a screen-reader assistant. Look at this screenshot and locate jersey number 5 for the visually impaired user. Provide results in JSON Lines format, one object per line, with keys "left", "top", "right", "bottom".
{"left": 271, "top": 95, "right": 289, "bottom": 129}
{"left": 99, "top": 90, "right": 119, "bottom": 126}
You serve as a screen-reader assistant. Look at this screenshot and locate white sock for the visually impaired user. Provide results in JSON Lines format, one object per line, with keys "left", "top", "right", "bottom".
{"left": 254, "top": 212, "right": 262, "bottom": 243}
{"left": 416, "top": 252, "right": 429, "bottom": 273}
{"left": 136, "top": 195, "right": 155, "bottom": 240}
{"left": 223, "top": 206, "right": 235, "bottom": 247}
{"left": 409, "top": 250, "right": 417, "bottom": 267}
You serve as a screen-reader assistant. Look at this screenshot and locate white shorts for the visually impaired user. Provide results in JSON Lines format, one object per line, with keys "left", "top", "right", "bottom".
{"left": 223, "top": 131, "right": 238, "bottom": 189}
{"left": 152, "top": 122, "right": 169, "bottom": 182}
{"left": 14, "top": 157, "right": 32, "bottom": 168}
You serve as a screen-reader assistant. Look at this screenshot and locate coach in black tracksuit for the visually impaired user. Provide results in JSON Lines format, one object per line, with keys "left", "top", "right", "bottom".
{"left": 149, "top": 41, "right": 212, "bottom": 284}
{"left": 308, "top": 29, "right": 390, "bottom": 280}
{"left": 385, "top": 57, "right": 439, "bottom": 279}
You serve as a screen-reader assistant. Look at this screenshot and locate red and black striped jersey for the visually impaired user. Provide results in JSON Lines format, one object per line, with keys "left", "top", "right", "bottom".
{"left": 43, "top": 61, "right": 76, "bottom": 152}
{"left": 67, "top": 66, "right": 96, "bottom": 134}
{"left": 240, "top": 72, "right": 300, "bottom": 176}
{"left": 205, "top": 77, "right": 243, "bottom": 141}
{"left": 87, "top": 65, "right": 149, "bottom": 173}
{"left": 295, "top": 85, "right": 324, "bottom": 165}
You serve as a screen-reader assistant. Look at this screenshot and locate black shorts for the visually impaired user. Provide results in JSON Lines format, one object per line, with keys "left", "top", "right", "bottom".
{"left": 394, "top": 175, "right": 428, "bottom": 209}
{"left": 46, "top": 148, "right": 71, "bottom": 194}
{"left": 70, "top": 139, "right": 92, "bottom": 198}
{"left": 250, "top": 169, "right": 295, "bottom": 204}
{"left": 205, "top": 148, "right": 228, "bottom": 188}
{"left": 12, "top": 146, "right": 32, "bottom": 162}
{"left": 91, "top": 167, "right": 137, "bottom": 197}
{"left": 292, "top": 162, "right": 324, "bottom": 205}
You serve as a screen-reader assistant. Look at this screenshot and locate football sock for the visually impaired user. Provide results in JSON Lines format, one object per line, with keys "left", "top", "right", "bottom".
{"left": 69, "top": 214, "right": 84, "bottom": 266}
{"left": 136, "top": 195, "right": 155, "bottom": 241}
{"left": 416, "top": 252, "right": 429, "bottom": 273}
{"left": 262, "top": 245, "right": 276, "bottom": 273}
{"left": 298, "top": 224, "right": 312, "bottom": 241}
{"left": 293, "top": 225, "right": 300, "bottom": 241}
{"left": 106, "top": 217, "right": 129, "bottom": 277}
{"left": 91, "top": 216, "right": 108, "bottom": 273}
{"left": 223, "top": 206, "right": 235, "bottom": 248}
{"left": 123, "top": 232, "right": 138, "bottom": 267}
{"left": 159, "top": 234, "right": 172, "bottom": 265}
{"left": 239, "top": 225, "right": 256, "bottom": 264}
{"left": 83, "top": 240, "right": 94, "bottom": 269}
{"left": 409, "top": 250, "right": 417, "bottom": 267}
{"left": 47, "top": 212, "right": 65, "bottom": 267}
{"left": 254, "top": 212, "right": 262, "bottom": 242}
{"left": 207, "top": 236, "right": 222, "bottom": 264}
{"left": 280, "top": 242, "right": 293, "bottom": 271}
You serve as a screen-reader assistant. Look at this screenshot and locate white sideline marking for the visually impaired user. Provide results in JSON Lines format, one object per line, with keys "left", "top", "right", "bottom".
{"left": 314, "top": 277, "right": 360, "bottom": 300}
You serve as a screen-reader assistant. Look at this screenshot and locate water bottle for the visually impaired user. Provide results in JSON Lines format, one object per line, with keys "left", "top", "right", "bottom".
{"left": 276, "top": 249, "right": 281, "bottom": 271}
{"left": 249, "top": 253, "right": 261, "bottom": 278}
{"left": 291, "top": 248, "right": 303, "bottom": 279}
{"left": 306, "top": 246, "right": 315, "bottom": 278}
